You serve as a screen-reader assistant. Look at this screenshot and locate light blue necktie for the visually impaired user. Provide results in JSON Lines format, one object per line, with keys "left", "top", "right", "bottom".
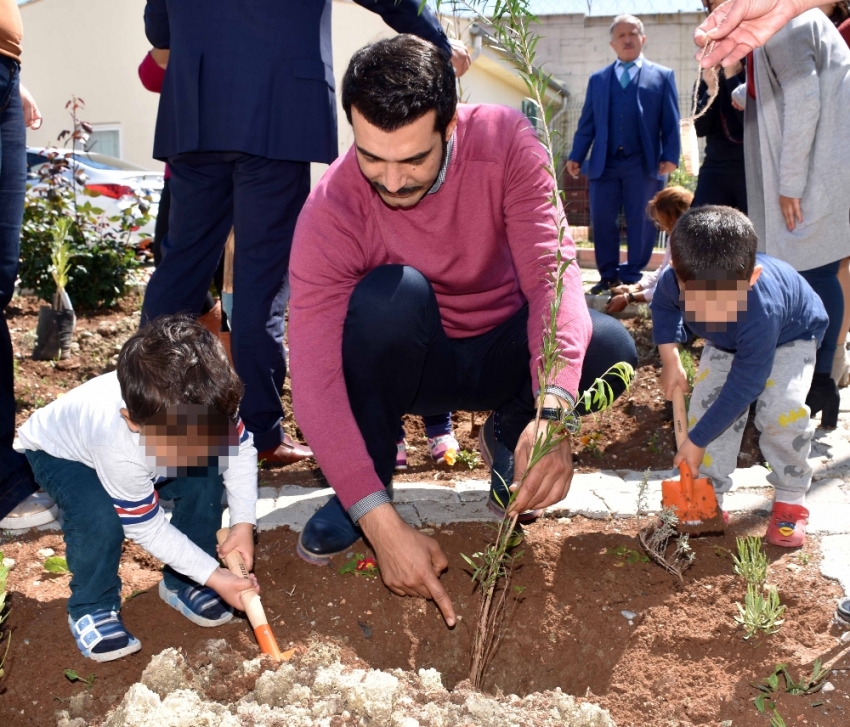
{"left": 619, "top": 61, "right": 635, "bottom": 89}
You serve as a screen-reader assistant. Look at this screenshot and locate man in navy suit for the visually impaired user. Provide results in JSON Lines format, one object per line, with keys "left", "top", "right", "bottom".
{"left": 141, "top": 0, "right": 469, "bottom": 466}
{"left": 567, "top": 15, "right": 680, "bottom": 294}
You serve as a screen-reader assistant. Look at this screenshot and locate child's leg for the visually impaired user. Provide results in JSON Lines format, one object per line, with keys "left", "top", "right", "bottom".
{"left": 423, "top": 413, "right": 452, "bottom": 438}
{"left": 753, "top": 339, "right": 817, "bottom": 505}
{"left": 24, "top": 450, "right": 123, "bottom": 620}
{"left": 156, "top": 469, "right": 224, "bottom": 592}
{"left": 688, "top": 344, "right": 748, "bottom": 503}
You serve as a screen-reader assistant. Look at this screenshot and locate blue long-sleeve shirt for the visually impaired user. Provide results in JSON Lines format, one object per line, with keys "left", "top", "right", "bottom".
{"left": 650, "top": 253, "right": 828, "bottom": 447}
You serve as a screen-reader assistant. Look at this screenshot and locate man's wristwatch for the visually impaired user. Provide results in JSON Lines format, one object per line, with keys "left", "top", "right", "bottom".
{"left": 539, "top": 405, "right": 581, "bottom": 434}
{"left": 626, "top": 291, "right": 636, "bottom": 304}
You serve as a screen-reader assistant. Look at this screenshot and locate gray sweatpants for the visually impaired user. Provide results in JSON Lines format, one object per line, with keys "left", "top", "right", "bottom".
{"left": 689, "top": 338, "right": 816, "bottom": 502}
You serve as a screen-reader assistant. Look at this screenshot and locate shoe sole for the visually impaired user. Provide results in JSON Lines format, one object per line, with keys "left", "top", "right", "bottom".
{"left": 158, "top": 580, "right": 234, "bottom": 627}
{"left": 0, "top": 504, "right": 59, "bottom": 530}
{"left": 83, "top": 638, "right": 142, "bottom": 662}
{"left": 296, "top": 532, "right": 354, "bottom": 567}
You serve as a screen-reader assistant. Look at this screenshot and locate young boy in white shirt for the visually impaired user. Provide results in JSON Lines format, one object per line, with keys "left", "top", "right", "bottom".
{"left": 18, "top": 315, "right": 259, "bottom": 662}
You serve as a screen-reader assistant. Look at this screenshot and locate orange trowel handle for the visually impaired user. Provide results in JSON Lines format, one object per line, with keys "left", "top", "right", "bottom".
{"left": 672, "top": 387, "right": 688, "bottom": 449}
{"left": 216, "top": 527, "right": 283, "bottom": 661}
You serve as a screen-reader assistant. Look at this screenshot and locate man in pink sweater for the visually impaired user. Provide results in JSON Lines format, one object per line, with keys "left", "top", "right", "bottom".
{"left": 288, "top": 35, "right": 637, "bottom": 624}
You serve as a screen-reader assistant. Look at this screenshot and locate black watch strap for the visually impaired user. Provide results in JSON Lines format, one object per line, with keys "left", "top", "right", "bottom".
{"left": 539, "top": 406, "right": 581, "bottom": 433}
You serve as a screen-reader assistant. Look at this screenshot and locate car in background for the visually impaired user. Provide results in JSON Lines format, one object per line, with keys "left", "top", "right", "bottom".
{"left": 25, "top": 147, "right": 163, "bottom": 242}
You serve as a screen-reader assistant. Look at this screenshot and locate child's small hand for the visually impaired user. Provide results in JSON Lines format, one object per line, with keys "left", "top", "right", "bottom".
{"left": 660, "top": 362, "right": 690, "bottom": 400}
{"left": 217, "top": 522, "right": 255, "bottom": 572}
{"left": 206, "top": 567, "right": 260, "bottom": 611}
{"left": 673, "top": 437, "right": 705, "bottom": 478}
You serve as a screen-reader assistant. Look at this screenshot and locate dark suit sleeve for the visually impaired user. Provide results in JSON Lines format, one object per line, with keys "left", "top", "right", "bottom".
{"left": 659, "top": 69, "right": 681, "bottom": 165}
{"left": 353, "top": 0, "right": 451, "bottom": 57}
{"left": 144, "top": 0, "right": 169, "bottom": 49}
{"left": 568, "top": 78, "right": 596, "bottom": 164}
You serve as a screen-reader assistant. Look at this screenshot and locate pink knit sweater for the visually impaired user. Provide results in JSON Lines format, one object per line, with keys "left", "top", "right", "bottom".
{"left": 289, "top": 104, "right": 590, "bottom": 510}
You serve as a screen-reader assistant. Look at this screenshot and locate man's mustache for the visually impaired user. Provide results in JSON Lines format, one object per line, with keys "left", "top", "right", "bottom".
{"left": 372, "top": 182, "right": 424, "bottom": 197}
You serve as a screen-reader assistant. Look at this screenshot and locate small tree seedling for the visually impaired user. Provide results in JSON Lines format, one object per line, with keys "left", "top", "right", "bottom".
{"left": 455, "top": 449, "right": 479, "bottom": 470}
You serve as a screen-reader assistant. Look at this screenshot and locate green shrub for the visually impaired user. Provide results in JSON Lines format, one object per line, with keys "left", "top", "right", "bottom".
{"left": 19, "top": 138, "right": 151, "bottom": 310}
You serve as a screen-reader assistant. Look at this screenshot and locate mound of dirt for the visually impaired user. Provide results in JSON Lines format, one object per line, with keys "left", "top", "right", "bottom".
{"left": 56, "top": 639, "right": 616, "bottom": 727}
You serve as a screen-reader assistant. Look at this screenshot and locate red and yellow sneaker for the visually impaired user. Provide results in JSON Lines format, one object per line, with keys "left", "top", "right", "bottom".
{"left": 765, "top": 503, "right": 809, "bottom": 548}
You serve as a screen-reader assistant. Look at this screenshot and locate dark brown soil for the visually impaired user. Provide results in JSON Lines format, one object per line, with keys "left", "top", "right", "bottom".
{"left": 1, "top": 517, "right": 848, "bottom": 727}
{"left": 8, "top": 294, "right": 762, "bottom": 486}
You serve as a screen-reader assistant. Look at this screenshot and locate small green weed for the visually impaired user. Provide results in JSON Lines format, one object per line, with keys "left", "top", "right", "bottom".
{"left": 605, "top": 545, "right": 649, "bottom": 565}
{"left": 678, "top": 346, "right": 698, "bottom": 390}
{"left": 44, "top": 556, "right": 70, "bottom": 574}
{"left": 64, "top": 669, "right": 96, "bottom": 691}
{"left": 751, "top": 660, "right": 829, "bottom": 720}
{"left": 339, "top": 553, "right": 379, "bottom": 578}
{"left": 455, "top": 449, "right": 480, "bottom": 470}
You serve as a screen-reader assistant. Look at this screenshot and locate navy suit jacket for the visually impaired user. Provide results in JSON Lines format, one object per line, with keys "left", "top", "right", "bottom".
{"left": 144, "top": 0, "right": 451, "bottom": 164}
{"left": 568, "top": 59, "right": 680, "bottom": 180}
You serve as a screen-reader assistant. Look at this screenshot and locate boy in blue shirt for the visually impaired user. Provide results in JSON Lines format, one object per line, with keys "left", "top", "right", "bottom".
{"left": 651, "top": 206, "right": 828, "bottom": 547}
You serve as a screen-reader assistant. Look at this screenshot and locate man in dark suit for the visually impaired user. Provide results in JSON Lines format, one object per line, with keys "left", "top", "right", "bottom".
{"left": 141, "top": 0, "right": 469, "bottom": 466}
{"left": 567, "top": 15, "right": 680, "bottom": 294}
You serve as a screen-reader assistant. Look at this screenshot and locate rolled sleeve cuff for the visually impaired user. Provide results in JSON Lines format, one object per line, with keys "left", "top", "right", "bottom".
{"left": 347, "top": 489, "right": 392, "bottom": 524}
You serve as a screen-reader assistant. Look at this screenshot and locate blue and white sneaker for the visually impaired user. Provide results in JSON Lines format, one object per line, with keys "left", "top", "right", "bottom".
{"left": 158, "top": 580, "right": 233, "bottom": 627}
{"left": 68, "top": 610, "right": 141, "bottom": 662}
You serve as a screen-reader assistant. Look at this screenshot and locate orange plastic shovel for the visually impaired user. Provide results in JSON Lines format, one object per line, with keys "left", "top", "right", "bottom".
{"left": 661, "top": 388, "right": 726, "bottom": 534}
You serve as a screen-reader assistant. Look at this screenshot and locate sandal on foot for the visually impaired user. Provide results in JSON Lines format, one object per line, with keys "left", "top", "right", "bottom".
{"left": 68, "top": 610, "right": 141, "bottom": 662}
{"left": 158, "top": 580, "right": 233, "bottom": 627}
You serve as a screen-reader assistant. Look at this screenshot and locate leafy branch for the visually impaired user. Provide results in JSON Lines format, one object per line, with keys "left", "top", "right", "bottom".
{"left": 436, "top": 0, "right": 634, "bottom": 689}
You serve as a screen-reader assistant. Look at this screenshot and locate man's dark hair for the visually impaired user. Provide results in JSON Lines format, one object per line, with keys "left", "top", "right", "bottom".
{"left": 670, "top": 205, "right": 758, "bottom": 284}
{"left": 117, "top": 314, "right": 243, "bottom": 425}
{"left": 342, "top": 34, "right": 457, "bottom": 137}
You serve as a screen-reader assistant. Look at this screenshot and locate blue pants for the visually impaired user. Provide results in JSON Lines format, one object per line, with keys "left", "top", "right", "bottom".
{"left": 800, "top": 260, "right": 843, "bottom": 375}
{"left": 342, "top": 266, "right": 638, "bottom": 487}
{"left": 26, "top": 449, "right": 224, "bottom": 620}
{"left": 589, "top": 154, "right": 662, "bottom": 283}
{"left": 141, "top": 152, "right": 310, "bottom": 452}
{"left": 0, "top": 55, "right": 37, "bottom": 517}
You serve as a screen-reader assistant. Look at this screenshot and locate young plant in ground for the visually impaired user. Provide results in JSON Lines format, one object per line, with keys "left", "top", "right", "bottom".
{"left": 735, "top": 582, "right": 785, "bottom": 639}
{"left": 440, "top": 0, "right": 634, "bottom": 689}
{"left": 0, "top": 551, "right": 10, "bottom": 680}
{"left": 678, "top": 346, "right": 697, "bottom": 391}
{"left": 605, "top": 544, "right": 649, "bottom": 565}
{"left": 732, "top": 535, "right": 768, "bottom": 586}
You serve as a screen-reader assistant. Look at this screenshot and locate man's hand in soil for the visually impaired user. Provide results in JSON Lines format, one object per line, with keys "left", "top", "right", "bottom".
{"left": 359, "top": 503, "right": 456, "bottom": 627}
{"left": 217, "top": 521, "right": 256, "bottom": 572}
{"left": 511, "top": 417, "right": 573, "bottom": 514}
{"left": 695, "top": 0, "right": 817, "bottom": 68}
{"left": 659, "top": 343, "right": 690, "bottom": 400}
{"left": 206, "top": 567, "right": 260, "bottom": 611}
{"left": 673, "top": 437, "right": 706, "bottom": 478}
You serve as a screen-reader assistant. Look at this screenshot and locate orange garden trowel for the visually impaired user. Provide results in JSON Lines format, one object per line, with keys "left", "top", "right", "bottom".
{"left": 661, "top": 388, "right": 726, "bottom": 535}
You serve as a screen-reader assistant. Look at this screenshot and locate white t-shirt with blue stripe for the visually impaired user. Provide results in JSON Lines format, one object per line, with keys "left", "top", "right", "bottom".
{"left": 18, "top": 371, "right": 258, "bottom": 587}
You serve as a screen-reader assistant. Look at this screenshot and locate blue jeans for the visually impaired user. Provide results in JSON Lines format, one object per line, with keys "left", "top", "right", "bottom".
{"left": 0, "top": 54, "right": 36, "bottom": 516}
{"left": 800, "top": 261, "right": 843, "bottom": 375}
{"left": 342, "top": 266, "right": 638, "bottom": 487}
{"left": 25, "top": 449, "right": 224, "bottom": 620}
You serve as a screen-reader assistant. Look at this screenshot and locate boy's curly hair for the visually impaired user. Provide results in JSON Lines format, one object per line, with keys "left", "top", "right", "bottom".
{"left": 117, "top": 314, "right": 243, "bottom": 425}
